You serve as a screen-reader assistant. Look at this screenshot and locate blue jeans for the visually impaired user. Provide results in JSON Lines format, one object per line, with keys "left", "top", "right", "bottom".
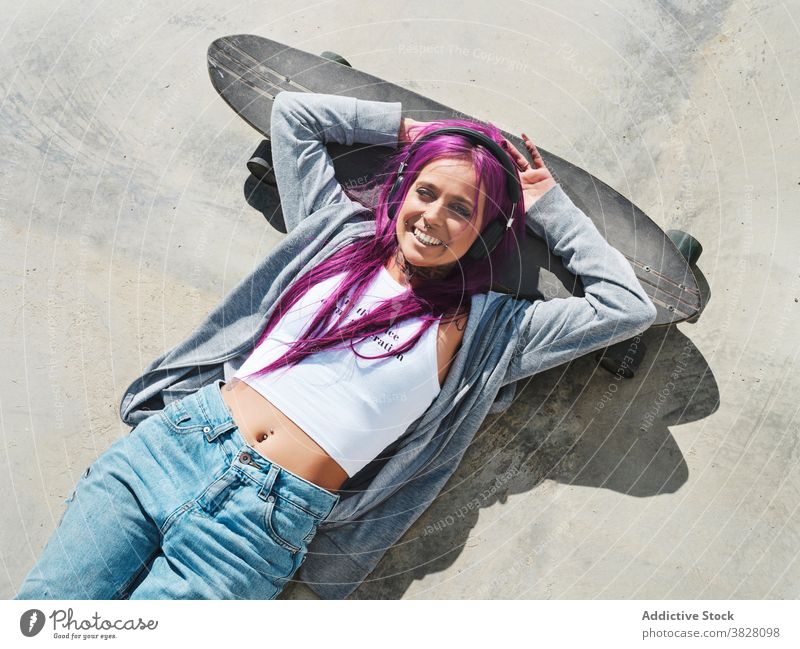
{"left": 15, "top": 380, "right": 340, "bottom": 600}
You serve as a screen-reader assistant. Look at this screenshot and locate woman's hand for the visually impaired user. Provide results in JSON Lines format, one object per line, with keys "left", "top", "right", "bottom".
{"left": 502, "top": 133, "right": 557, "bottom": 212}
{"left": 398, "top": 117, "right": 425, "bottom": 145}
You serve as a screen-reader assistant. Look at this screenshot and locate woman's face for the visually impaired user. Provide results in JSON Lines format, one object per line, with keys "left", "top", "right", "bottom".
{"left": 394, "top": 157, "right": 487, "bottom": 267}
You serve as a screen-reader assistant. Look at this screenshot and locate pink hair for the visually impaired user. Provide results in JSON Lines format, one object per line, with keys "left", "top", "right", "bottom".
{"left": 237, "top": 117, "right": 526, "bottom": 381}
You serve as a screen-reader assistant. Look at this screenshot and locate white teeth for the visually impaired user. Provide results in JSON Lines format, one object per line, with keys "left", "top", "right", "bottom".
{"left": 412, "top": 227, "right": 443, "bottom": 246}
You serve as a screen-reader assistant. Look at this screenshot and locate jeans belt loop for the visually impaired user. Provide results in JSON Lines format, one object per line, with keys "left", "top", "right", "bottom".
{"left": 257, "top": 463, "right": 280, "bottom": 502}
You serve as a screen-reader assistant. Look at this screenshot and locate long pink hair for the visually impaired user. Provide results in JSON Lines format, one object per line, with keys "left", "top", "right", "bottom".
{"left": 237, "top": 117, "right": 526, "bottom": 381}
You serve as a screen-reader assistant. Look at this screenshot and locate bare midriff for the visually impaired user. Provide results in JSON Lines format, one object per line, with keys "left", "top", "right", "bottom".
{"left": 219, "top": 378, "right": 348, "bottom": 494}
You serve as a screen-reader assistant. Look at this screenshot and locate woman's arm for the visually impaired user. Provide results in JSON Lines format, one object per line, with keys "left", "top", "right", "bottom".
{"left": 269, "top": 91, "right": 403, "bottom": 233}
{"left": 503, "top": 182, "right": 658, "bottom": 385}
{"left": 496, "top": 135, "right": 657, "bottom": 385}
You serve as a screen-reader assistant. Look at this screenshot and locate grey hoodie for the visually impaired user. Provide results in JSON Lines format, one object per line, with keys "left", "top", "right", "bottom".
{"left": 119, "top": 91, "right": 657, "bottom": 598}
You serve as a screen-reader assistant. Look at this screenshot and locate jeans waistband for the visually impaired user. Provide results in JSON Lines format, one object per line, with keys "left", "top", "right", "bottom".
{"left": 186, "top": 380, "right": 340, "bottom": 521}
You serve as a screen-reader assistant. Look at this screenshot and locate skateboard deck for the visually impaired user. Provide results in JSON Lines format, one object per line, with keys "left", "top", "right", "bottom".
{"left": 208, "top": 34, "right": 701, "bottom": 327}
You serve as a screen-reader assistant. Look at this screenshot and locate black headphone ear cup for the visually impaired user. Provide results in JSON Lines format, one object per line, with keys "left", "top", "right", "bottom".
{"left": 386, "top": 172, "right": 404, "bottom": 220}
{"left": 465, "top": 241, "right": 485, "bottom": 261}
{"left": 465, "top": 219, "right": 505, "bottom": 261}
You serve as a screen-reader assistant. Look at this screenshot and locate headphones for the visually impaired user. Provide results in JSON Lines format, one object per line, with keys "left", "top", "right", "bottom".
{"left": 386, "top": 126, "right": 521, "bottom": 261}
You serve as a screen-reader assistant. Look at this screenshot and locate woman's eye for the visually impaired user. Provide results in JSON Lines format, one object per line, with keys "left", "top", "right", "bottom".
{"left": 416, "top": 188, "right": 471, "bottom": 218}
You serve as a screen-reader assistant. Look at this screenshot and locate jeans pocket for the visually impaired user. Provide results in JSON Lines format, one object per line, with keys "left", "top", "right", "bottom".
{"left": 159, "top": 398, "right": 207, "bottom": 435}
{"left": 263, "top": 496, "right": 314, "bottom": 555}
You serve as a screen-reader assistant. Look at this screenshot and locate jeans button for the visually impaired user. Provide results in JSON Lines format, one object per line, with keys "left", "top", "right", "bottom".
{"left": 203, "top": 426, "right": 211, "bottom": 433}
{"left": 267, "top": 494, "right": 275, "bottom": 503}
{"left": 239, "top": 452, "right": 251, "bottom": 464}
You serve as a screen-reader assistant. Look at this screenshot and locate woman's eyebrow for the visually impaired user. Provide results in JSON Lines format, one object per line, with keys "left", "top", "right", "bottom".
{"left": 416, "top": 180, "right": 474, "bottom": 208}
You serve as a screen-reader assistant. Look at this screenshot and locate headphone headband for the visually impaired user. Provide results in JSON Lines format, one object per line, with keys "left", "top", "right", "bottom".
{"left": 399, "top": 126, "right": 521, "bottom": 204}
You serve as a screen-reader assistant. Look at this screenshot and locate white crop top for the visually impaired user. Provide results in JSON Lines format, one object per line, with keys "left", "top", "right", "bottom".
{"left": 232, "top": 265, "right": 442, "bottom": 477}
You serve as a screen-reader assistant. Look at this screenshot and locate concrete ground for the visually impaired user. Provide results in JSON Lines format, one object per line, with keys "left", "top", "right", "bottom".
{"left": 1, "top": 0, "right": 798, "bottom": 599}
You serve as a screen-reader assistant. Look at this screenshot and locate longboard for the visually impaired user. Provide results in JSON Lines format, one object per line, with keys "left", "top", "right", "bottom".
{"left": 208, "top": 34, "right": 702, "bottom": 331}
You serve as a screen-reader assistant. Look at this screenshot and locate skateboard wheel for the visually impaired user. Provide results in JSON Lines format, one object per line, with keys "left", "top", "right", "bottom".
{"left": 247, "top": 139, "right": 276, "bottom": 185}
{"left": 320, "top": 51, "right": 352, "bottom": 67}
{"left": 595, "top": 337, "right": 647, "bottom": 379}
{"left": 666, "top": 229, "right": 702, "bottom": 265}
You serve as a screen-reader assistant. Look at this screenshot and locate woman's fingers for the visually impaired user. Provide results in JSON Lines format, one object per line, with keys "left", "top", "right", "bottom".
{"left": 501, "top": 138, "right": 529, "bottom": 171}
{"left": 504, "top": 135, "right": 551, "bottom": 191}
{"left": 508, "top": 132, "right": 545, "bottom": 174}
{"left": 521, "top": 133, "right": 544, "bottom": 168}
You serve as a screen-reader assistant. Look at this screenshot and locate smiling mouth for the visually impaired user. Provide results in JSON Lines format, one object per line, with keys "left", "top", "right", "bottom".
{"left": 409, "top": 225, "right": 445, "bottom": 247}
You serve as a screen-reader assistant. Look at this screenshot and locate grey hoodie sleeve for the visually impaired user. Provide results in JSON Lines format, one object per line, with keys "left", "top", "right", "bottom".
{"left": 503, "top": 184, "right": 658, "bottom": 385}
{"left": 270, "top": 91, "right": 403, "bottom": 233}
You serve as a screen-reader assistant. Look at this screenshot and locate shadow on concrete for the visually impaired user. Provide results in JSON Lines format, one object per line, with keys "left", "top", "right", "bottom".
{"left": 282, "top": 324, "right": 717, "bottom": 599}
